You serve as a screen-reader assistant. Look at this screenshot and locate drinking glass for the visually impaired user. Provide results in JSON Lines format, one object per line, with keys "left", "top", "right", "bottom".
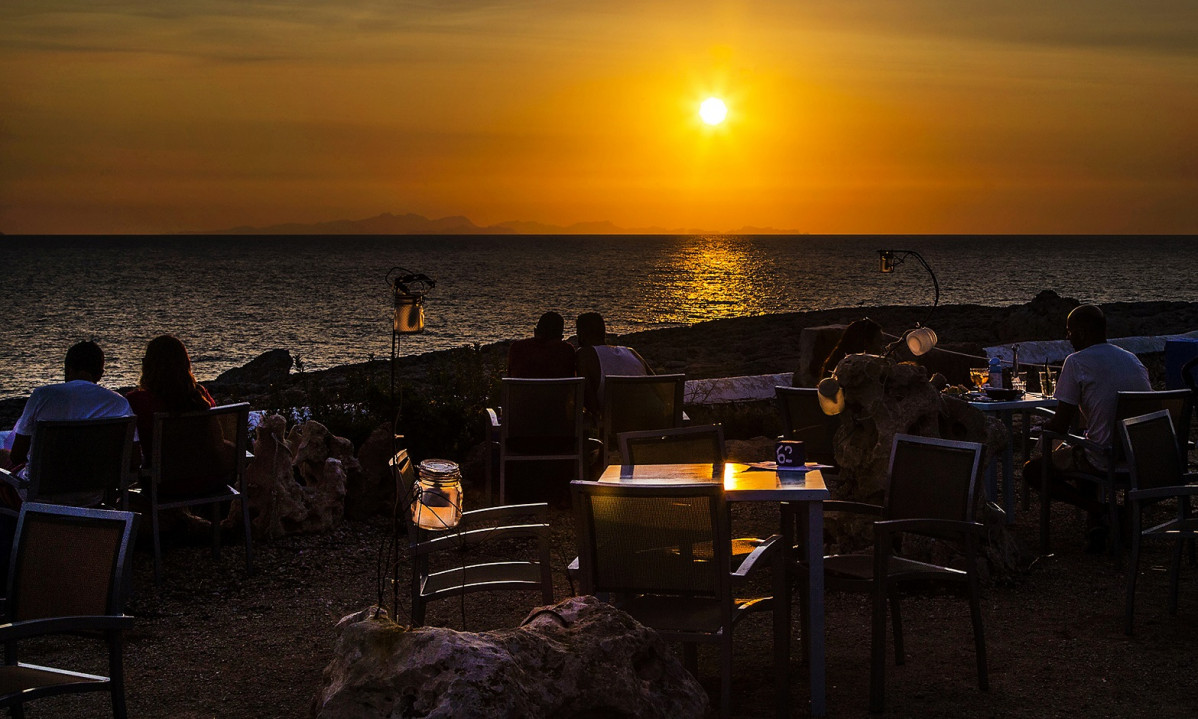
{"left": 1039, "top": 371, "right": 1054, "bottom": 397}
{"left": 969, "top": 369, "right": 989, "bottom": 389}
{"left": 1011, "top": 372, "right": 1027, "bottom": 393}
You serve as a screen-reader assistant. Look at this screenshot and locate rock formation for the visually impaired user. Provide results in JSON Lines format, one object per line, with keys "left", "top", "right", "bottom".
{"left": 315, "top": 597, "right": 708, "bottom": 719}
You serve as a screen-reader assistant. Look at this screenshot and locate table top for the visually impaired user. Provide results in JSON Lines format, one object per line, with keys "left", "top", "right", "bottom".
{"left": 598, "top": 462, "right": 830, "bottom": 502}
{"left": 966, "top": 392, "right": 1057, "bottom": 412}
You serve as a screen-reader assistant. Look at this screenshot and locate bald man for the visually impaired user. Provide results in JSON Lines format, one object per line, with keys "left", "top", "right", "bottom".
{"left": 1024, "top": 304, "right": 1150, "bottom": 551}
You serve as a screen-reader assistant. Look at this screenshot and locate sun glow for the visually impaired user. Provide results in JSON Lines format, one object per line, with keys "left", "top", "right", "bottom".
{"left": 699, "top": 97, "right": 727, "bottom": 125}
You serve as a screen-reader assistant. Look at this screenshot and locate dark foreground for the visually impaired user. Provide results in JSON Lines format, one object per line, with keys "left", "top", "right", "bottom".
{"left": 23, "top": 485, "right": 1198, "bottom": 718}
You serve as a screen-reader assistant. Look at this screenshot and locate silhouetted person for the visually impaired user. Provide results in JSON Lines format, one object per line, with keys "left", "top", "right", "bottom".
{"left": 575, "top": 312, "right": 652, "bottom": 419}
{"left": 1022, "top": 304, "right": 1150, "bottom": 552}
{"left": 5, "top": 340, "right": 133, "bottom": 479}
{"left": 126, "top": 334, "right": 216, "bottom": 471}
{"left": 506, "top": 312, "right": 576, "bottom": 379}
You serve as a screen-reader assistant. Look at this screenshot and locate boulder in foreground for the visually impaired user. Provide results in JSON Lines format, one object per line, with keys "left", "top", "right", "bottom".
{"left": 315, "top": 596, "right": 708, "bottom": 719}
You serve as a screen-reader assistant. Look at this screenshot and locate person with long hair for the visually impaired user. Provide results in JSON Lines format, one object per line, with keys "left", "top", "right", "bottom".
{"left": 126, "top": 334, "right": 215, "bottom": 468}
{"left": 818, "top": 317, "right": 885, "bottom": 379}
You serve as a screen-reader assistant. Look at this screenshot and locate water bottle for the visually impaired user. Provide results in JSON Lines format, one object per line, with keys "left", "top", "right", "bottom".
{"left": 988, "top": 355, "right": 1003, "bottom": 388}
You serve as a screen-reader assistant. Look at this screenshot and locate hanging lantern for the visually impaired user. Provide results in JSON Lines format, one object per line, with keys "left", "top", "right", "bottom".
{"left": 905, "top": 326, "right": 938, "bottom": 356}
{"left": 388, "top": 267, "right": 436, "bottom": 335}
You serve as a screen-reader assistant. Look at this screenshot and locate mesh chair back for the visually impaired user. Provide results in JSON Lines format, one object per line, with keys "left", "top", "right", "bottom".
{"left": 573, "top": 481, "right": 726, "bottom": 597}
{"left": 775, "top": 386, "right": 840, "bottom": 466}
{"left": 25, "top": 416, "right": 135, "bottom": 500}
{"left": 501, "top": 378, "right": 585, "bottom": 453}
{"left": 885, "top": 435, "right": 983, "bottom": 526}
{"left": 602, "top": 375, "right": 686, "bottom": 446}
{"left": 7, "top": 503, "right": 137, "bottom": 622}
{"left": 1121, "top": 411, "right": 1183, "bottom": 493}
{"left": 153, "top": 404, "right": 249, "bottom": 495}
{"left": 1115, "top": 390, "right": 1192, "bottom": 461}
{"left": 619, "top": 425, "right": 726, "bottom": 467}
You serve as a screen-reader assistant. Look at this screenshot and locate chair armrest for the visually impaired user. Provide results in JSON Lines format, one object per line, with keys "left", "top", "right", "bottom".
{"left": 1033, "top": 407, "right": 1056, "bottom": 420}
{"left": 0, "top": 614, "right": 135, "bottom": 642}
{"left": 731, "top": 534, "right": 782, "bottom": 579}
{"left": 1040, "top": 428, "right": 1111, "bottom": 457}
{"left": 0, "top": 467, "right": 26, "bottom": 490}
{"left": 873, "top": 518, "right": 984, "bottom": 540}
{"left": 1129, "top": 485, "right": 1198, "bottom": 502}
{"left": 823, "top": 500, "right": 883, "bottom": 517}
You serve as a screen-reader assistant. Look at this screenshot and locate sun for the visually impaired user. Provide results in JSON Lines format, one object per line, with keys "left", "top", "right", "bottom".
{"left": 699, "top": 97, "right": 727, "bottom": 125}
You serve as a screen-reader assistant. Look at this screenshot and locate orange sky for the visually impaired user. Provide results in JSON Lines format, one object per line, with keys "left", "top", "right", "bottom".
{"left": 2, "top": 2, "right": 1196, "bottom": 234}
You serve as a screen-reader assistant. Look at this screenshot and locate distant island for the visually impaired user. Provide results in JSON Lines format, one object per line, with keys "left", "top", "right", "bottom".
{"left": 197, "top": 212, "right": 800, "bottom": 236}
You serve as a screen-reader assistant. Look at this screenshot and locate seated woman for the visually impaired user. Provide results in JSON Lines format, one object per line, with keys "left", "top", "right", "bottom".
{"left": 126, "top": 335, "right": 219, "bottom": 492}
{"left": 818, "top": 318, "right": 885, "bottom": 379}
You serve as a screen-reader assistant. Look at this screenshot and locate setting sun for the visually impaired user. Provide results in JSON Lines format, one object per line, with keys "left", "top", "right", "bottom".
{"left": 699, "top": 97, "right": 727, "bottom": 125}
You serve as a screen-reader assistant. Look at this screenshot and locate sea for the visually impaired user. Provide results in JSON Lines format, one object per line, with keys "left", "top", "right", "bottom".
{"left": 2, "top": 234, "right": 1195, "bottom": 400}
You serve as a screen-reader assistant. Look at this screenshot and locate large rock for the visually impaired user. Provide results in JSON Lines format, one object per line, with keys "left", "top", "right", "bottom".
{"left": 235, "top": 416, "right": 347, "bottom": 537}
{"left": 315, "top": 597, "right": 708, "bottom": 719}
{"left": 209, "top": 349, "right": 293, "bottom": 393}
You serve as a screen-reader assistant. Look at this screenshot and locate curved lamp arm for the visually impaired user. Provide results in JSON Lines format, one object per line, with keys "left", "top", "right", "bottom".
{"left": 878, "top": 249, "right": 939, "bottom": 325}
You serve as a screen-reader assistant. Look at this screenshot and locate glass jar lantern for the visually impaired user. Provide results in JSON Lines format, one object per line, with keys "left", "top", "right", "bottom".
{"left": 411, "top": 459, "right": 463, "bottom": 530}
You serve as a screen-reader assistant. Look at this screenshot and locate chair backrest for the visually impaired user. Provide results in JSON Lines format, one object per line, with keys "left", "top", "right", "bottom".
{"left": 774, "top": 386, "right": 840, "bottom": 466}
{"left": 25, "top": 416, "right": 136, "bottom": 501}
{"left": 618, "top": 425, "right": 726, "bottom": 468}
{"left": 500, "top": 378, "right": 586, "bottom": 452}
{"left": 6, "top": 503, "right": 138, "bottom": 622}
{"left": 884, "top": 434, "right": 983, "bottom": 527}
{"left": 152, "top": 403, "right": 250, "bottom": 493}
{"left": 1121, "top": 410, "right": 1184, "bottom": 493}
{"left": 601, "top": 375, "right": 686, "bottom": 450}
{"left": 572, "top": 480, "right": 728, "bottom": 600}
{"left": 1115, "top": 390, "right": 1192, "bottom": 461}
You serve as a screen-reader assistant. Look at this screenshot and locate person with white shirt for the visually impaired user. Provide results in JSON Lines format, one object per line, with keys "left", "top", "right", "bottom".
{"left": 1023, "top": 305, "right": 1151, "bottom": 552}
{"left": 5, "top": 341, "right": 134, "bottom": 481}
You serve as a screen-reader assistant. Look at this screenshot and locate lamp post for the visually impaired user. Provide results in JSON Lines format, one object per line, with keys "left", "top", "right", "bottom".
{"left": 386, "top": 267, "right": 435, "bottom": 403}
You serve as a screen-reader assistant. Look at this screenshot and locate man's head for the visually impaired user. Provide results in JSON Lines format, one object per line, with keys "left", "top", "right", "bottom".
{"left": 64, "top": 340, "right": 104, "bottom": 382}
{"left": 576, "top": 312, "right": 607, "bottom": 347}
{"left": 533, "top": 311, "right": 565, "bottom": 341}
{"left": 1066, "top": 304, "right": 1106, "bottom": 351}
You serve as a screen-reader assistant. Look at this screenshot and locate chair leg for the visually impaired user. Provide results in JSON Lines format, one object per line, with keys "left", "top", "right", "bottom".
{"left": 1168, "top": 536, "right": 1183, "bottom": 616}
{"left": 241, "top": 494, "right": 255, "bottom": 576}
{"left": 1106, "top": 480, "right": 1123, "bottom": 567}
{"left": 719, "top": 638, "right": 733, "bottom": 719}
{"left": 969, "top": 584, "right": 988, "bottom": 691}
{"left": 870, "top": 582, "right": 888, "bottom": 713}
{"left": 151, "top": 503, "right": 164, "bottom": 587}
{"left": 10, "top": 702, "right": 25, "bottom": 719}
{"left": 109, "top": 633, "right": 128, "bottom": 719}
{"left": 888, "top": 591, "right": 904, "bottom": 666}
{"left": 1125, "top": 510, "right": 1142, "bottom": 635}
{"left": 1040, "top": 456, "right": 1052, "bottom": 554}
{"left": 682, "top": 642, "right": 698, "bottom": 677}
{"left": 211, "top": 502, "right": 222, "bottom": 560}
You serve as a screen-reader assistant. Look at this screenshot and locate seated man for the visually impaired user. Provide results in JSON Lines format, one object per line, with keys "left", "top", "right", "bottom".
{"left": 1023, "top": 305, "right": 1150, "bottom": 551}
{"left": 5, "top": 340, "right": 134, "bottom": 488}
{"left": 506, "top": 311, "right": 576, "bottom": 379}
{"left": 574, "top": 312, "right": 653, "bottom": 419}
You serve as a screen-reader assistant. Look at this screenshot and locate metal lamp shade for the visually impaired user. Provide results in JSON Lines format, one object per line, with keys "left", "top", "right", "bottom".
{"left": 905, "top": 326, "right": 938, "bottom": 356}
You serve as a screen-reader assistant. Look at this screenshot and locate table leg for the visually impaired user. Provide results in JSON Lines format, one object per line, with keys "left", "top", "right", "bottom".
{"left": 802, "top": 501, "right": 826, "bottom": 717}
{"left": 1001, "top": 410, "right": 1016, "bottom": 524}
{"left": 775, "top": 503, "right": 793, "bottom": 719}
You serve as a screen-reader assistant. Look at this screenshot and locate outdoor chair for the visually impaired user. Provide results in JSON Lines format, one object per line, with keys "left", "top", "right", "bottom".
{"left": 799, "top": 434, "right": 986, "bottom": 713}
{"left": 1119, "top": 410, "right": 1198, "bottom": 635}
{"left": 0, "top": 416, "right": 136, "bottom": 509}
{"left": 131, "top": 402, "right": 253, "bottom": 586}
{"left": 1039, "top": 389, "right": 1192, "bottom": 557}
{"left": 571, "top": 479, "right": 780, "bottom": 719}
{"left": 0, "top": 503, "right": 138, "bottom": 719}
{"left": 601, "top": 374, "right": 686, "bottom": 464}
{"left": 774, "top": 386, "right": 841, "bottom": 470}
{"left": 486, "top": 377, "right": 587, "bottom": 505}
{"left": 407, "top": 499, "right": 554, "bottom": 627}
{"left": 617, "top": 424, "right": 726, "bottom": 470}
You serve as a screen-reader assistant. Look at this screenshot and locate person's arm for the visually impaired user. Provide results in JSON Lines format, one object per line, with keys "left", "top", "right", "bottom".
{"left": 1043, "top": 401, "right": 1078, "bottom": 436}
{"left": 629, "top": 348, "right": 654, "bottom": 375}
{"left": 577, "top": 347, "right": 601, "bottom": 415}
{"left": 8, "top": 434, "right": 30, "bottom": 469}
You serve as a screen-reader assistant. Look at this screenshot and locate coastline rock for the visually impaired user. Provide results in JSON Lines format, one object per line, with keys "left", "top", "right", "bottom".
{"left": 209, "top": 349, "right": 293, "bottom": 393}
{"left": 315, "top": 597, "right": 708, "bottom": 719}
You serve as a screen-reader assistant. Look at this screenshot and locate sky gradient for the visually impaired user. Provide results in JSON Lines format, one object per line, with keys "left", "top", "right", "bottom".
{"left": 2, "top": 1, "right": 1196, "bottom": 234}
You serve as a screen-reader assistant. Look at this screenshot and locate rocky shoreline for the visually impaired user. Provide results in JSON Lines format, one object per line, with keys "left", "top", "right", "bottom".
{"left": 3, "top": 291, "right": 1196, "bottom": 428}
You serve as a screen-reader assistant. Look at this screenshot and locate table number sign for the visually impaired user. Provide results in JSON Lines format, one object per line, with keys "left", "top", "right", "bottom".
{"left": 775, "top": 440, "right": 806, "bottom": 468}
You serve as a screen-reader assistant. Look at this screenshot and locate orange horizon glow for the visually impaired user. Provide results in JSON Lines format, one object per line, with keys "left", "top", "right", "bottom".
{"left": 1, "top": 2, "right": 1196, "bottom": 235}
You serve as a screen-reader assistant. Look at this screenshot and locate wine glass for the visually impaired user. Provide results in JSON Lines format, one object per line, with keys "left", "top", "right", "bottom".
{"left": 969, "top": 369, "right": 988, "bottom": 390}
